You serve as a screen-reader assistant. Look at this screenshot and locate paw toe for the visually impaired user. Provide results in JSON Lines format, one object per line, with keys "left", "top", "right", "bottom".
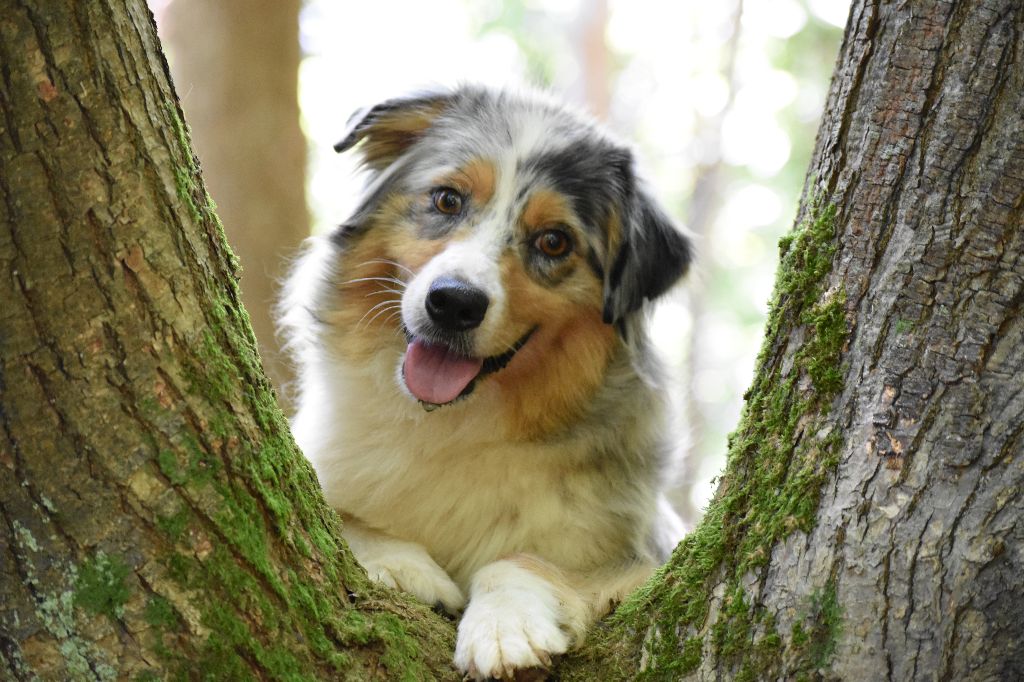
{"left": 455, "top": 607, "right": 567, "bottom": 680}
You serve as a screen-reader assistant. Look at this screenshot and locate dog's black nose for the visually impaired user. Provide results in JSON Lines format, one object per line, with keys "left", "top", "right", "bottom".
{"left": 425, "top": 277, "right": 489, "bottom": 331}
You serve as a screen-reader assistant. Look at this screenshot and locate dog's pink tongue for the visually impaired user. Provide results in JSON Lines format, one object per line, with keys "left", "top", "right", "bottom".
{"left": 404, "top": 338, "right": 483, "bottom": 405}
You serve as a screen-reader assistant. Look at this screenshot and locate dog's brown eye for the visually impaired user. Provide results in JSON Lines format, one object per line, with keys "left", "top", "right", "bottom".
{"left": 534, "top": 229, "right": 572, "bottom": 258}
{"left": 432, "top": 188, "right": 464, "bottom": 215}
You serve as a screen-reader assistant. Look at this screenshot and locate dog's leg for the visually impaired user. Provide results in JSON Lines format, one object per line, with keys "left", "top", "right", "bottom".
{"left": 454, "top": 555, "right": 596, "bottom": 680}
{"left": 342, "top": 516, "right": 466, "bottom": 614}
{"left": 454, "top": 555, "right": 659, "bottom": 680}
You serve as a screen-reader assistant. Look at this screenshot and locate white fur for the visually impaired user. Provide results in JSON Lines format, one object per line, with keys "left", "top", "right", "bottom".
{"left": 343, "top": 517, "right": 466, "bottom": 614}
{"left": 454, "top": 560, "right": 575, "bottom": 678}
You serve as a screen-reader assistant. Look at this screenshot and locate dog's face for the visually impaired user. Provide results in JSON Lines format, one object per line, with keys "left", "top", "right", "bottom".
{"left": 324, "top": 87, "right": 691, "bottom": 436}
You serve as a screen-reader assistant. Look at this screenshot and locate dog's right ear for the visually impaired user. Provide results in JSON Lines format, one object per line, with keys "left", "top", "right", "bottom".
{"left": 334, "top": 90, "right": 453, "bottom": 170}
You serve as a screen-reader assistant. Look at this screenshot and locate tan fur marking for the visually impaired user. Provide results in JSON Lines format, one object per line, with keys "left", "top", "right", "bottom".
{"left": 327, "top": 193, "right": 445, "bottom": 361}
{"left": 435, "top": 157, "right": 497, "bottom": 207}
{"left": 330, "top": 235, "right": 402, "bottom": 361}
{"left": 522, "top": 189, "right": 575, "bottom": 231}
{"left": 358, "top": 102, "right": 448, "bottom": 170}
{"left": 385, "top": 231, "right": 446, "bottom": 274}
{"left": 492, "top": 254, "right": 615, "bottom": 440}
{"left": 506, "top": 554, "right": 571, "bottom": 587}
{"left": 461, "top": 158, "right": 497, "bottom": 206}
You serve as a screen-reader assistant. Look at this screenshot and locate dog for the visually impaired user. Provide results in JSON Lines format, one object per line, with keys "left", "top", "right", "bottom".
{"left": 280, "top": 85, "right": 692, "bottom": 680}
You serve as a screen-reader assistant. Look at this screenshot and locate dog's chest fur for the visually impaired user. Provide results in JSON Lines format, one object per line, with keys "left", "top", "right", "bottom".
{"left": 294, "top": 346, "right": 664, "bottom": 586}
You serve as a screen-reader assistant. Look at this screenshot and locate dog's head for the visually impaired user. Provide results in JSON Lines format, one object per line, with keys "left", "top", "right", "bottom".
{"left": 323, "top": 87, "right": 691, "bottom": 433}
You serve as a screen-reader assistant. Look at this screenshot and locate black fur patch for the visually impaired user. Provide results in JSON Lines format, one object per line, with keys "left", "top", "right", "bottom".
{"left": 524, "top": 143, "right": 628, "bottom": 237}
{"left": 527, "top": 142, "right": 690, "bottom": 326}
{"left": 603, "top": 181, "right": 692, "bottom": 324}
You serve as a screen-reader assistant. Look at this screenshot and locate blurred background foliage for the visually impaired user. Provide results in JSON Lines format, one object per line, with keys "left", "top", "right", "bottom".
{"left": 152, "top": 0, "right": 848, "bottom": 525}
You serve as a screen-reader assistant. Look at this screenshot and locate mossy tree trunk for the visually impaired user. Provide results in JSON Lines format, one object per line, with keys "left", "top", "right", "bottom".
{"left": 561, "top": 0, "right": 1024, "bottom": 679}
{"left": 0, "top": 1, "right": 456, "bottom": 679}
{"left": 1, "top": 1, "right": 1021, "bottom": 681}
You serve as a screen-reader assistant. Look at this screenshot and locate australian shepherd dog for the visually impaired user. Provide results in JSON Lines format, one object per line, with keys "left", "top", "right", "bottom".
{"left": 280, "top": 85, "right": 692, "bottom": 680}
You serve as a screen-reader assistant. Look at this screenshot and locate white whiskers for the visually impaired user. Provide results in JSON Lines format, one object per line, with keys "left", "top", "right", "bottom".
{"left": 340, "top": 275, "right": 408, "bottom": 289}
{"left": 357, "top": 298, "right": 403, "bottom": 329}
{"left": 363, "top": 258, "right": 416, "bottom": 278}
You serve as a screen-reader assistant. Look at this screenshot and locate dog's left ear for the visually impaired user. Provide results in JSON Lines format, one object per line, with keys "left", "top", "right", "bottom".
{"left": 602, "top": 157, "right": 693, "bottom": 326}
{"left": 334, "top": 90, "right": 453, "bottom": 170}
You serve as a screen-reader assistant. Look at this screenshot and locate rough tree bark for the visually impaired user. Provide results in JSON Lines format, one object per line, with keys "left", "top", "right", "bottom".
{"left": 0, "top": 1, "right": 1020, "bottom": 682}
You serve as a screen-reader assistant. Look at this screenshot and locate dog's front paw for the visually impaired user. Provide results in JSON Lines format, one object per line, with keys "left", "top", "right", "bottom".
{"left": 454, "top": 589, "right": 568, "bottom": 680}
{"left": 362, "top": 548, "right": 466, "bottom": 614}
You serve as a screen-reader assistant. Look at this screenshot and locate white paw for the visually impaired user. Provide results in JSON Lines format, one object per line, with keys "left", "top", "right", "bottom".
{"left": 454, "top": 590, "right": 569, "bottom": 680}
{"left": 362, "top": 549, "right": 466, "bottom": 614}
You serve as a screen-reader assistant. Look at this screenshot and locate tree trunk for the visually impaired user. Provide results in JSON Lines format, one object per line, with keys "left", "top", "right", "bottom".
{"left": 1, "top": 1, "right": 1021, "bottom": 681}
{"left": 561, "top": 0, "right": 1024, "bottom": 679}
{"left": 158, "top": 0, "right": 308, "bottom": 413}
{"left": 0, "top": 2, "right": 455, "bottom": 679}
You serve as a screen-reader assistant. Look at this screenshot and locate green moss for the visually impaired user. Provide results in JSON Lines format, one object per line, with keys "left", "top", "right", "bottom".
{"left": 173, "top": 166, "right": 200, "bottom": 222}
{"left": 712, "top": 585, "right": 751, "bottom": 660}
{"left": 155, "top": 509, "right": 189, "bottom": 541}
{"left": 157, "top": 450, "right": 187, "bottom": 485}
{"left": 198, "top": 601, "right": 310, "bottom": 682}
{"left": 166, "top": 552, "right": 192, "bottom": 584}
{"left": 165, "top": 103, "right": 205, "bottom": 228}
{"left": 791, "top": 581, "right": 843, "bottom": 671}
{"left": 596, "top": 199, "right": 849, "bottom": 680}
{"left": 376, "top": 612, "right": 437, "bottom": 681}
{"left": 771, "top": 202, "right": 838, "bottom": 320}
{"left": 74, "top": 551, "right": 132, "bottom": 621}
{"left": 678, "top": 637, "right": 703, "bottom": 675}
{"left": 894, "top": 318, "right": 913, "bottom": 334}
{"left": 144, "top": 595, "right": 179, "bottom": 629}
{"left": 165, "top": 103, "right": 241, "bottom": 277}
{"left": 801, "top": 293, "right": 848, "bottom": 399}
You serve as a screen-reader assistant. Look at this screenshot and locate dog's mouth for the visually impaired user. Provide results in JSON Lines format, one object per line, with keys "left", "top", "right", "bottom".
{"left": 402, "top": 328, "right": 535, "bottom": 410}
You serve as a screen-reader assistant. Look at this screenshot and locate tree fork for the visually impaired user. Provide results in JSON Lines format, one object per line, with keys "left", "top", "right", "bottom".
{"left": 1, "top": 0, "right": 1022, "bottom": 680}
